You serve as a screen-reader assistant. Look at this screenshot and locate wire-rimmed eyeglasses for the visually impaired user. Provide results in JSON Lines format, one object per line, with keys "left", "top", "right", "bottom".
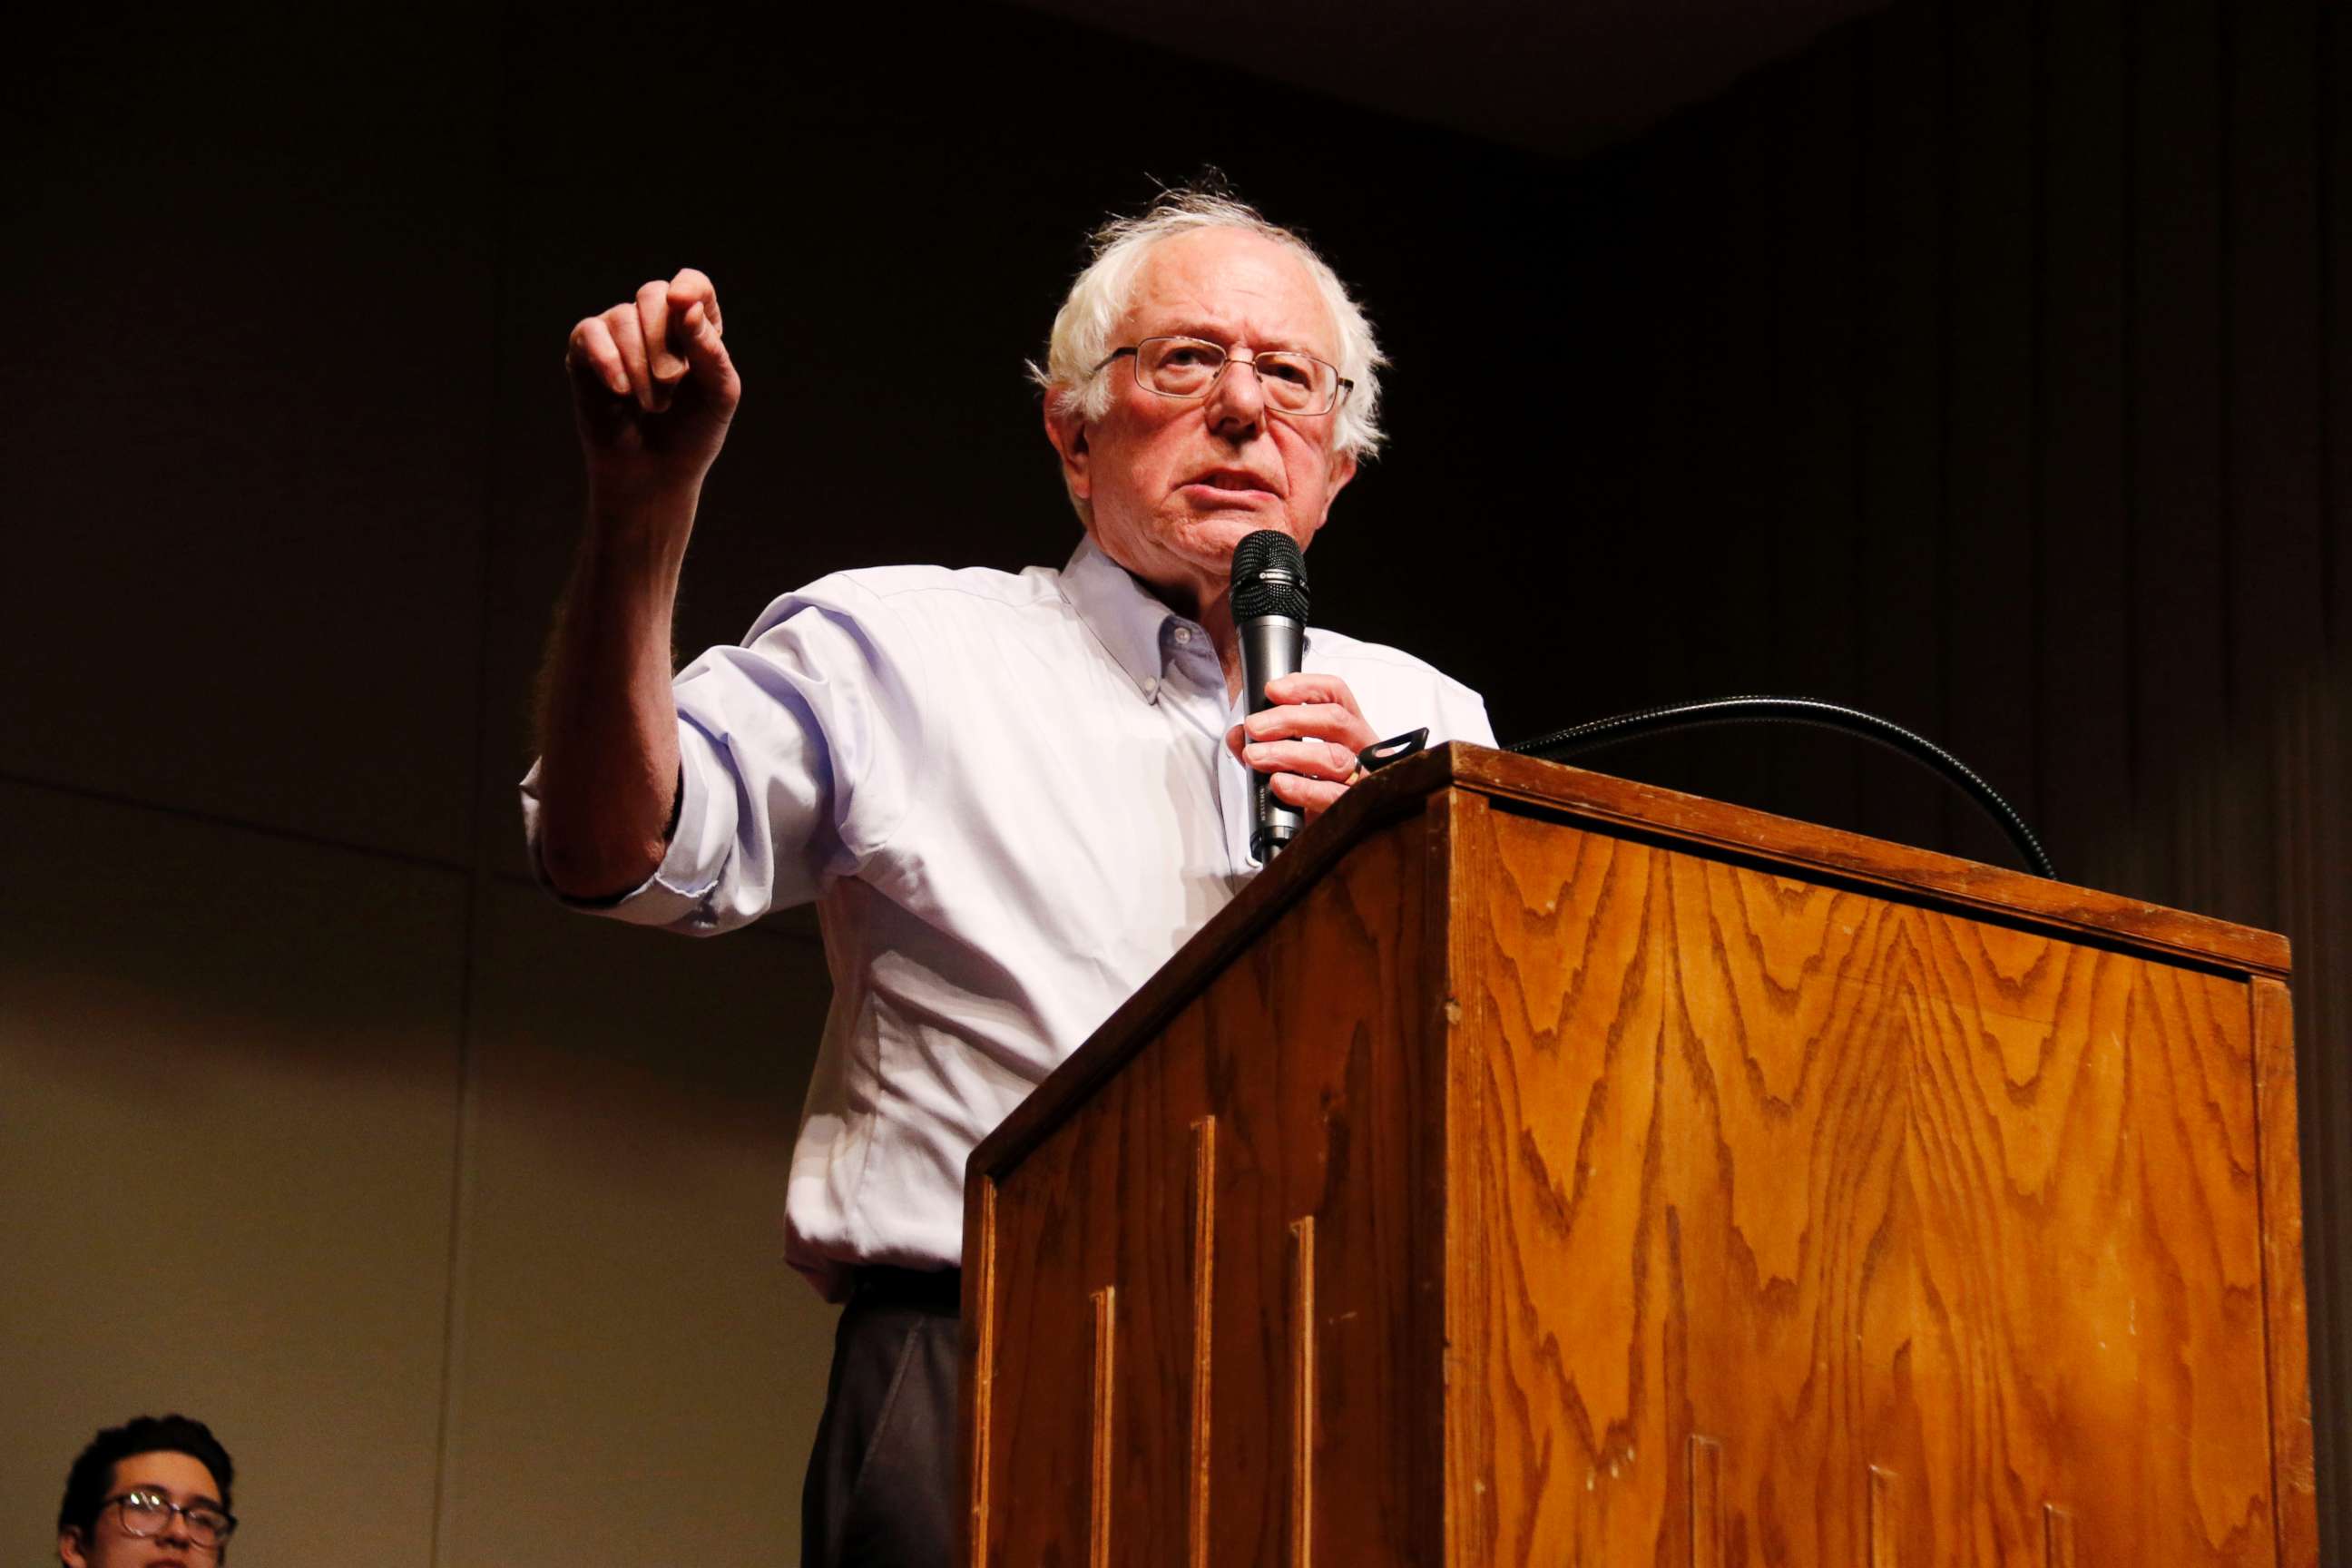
{"left": 1092, "top": 336, "right": 1351, "bottom": 417}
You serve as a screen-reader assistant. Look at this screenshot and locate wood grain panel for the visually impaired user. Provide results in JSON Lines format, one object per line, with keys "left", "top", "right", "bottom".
{"left": 962, "top": 1181, "right": 996, "bottom": 1568}
{"left": 975, "top": 813, "right": 1440, "bottom": 1567}
{"left": 1091, "top": 1286, "right": 1116, "bottom": 1568}
{"left": 2043, "top": 1504, "right": 2078, "bottom": 1567}
{"left": 2254, "top": 977, "right": 2321, "bottom": 1565}
{"left": 1109, "top": 1010, "right": 1214, "bottom": 1568}
{"left": 1451, "top": 802, "right": 2278, "bottom": 1563}
{"left": 1436, "top": 788, "right": 1497, "bottom": 1568}
{"left": 1688, "top": 1435, "right": 1723, "bottom": 1568}
{"left": 1438, "top": 747, "right": 2288, "bottom": 974}
{"left": 975, "top": 1086, "right": 1097, "bottom": 1563}
{"left": 1189, "top": 1117, "right": 1217, "bottom": 1568}
{"left": 1869, "top": 1465, "right": 1898, "bottom": 1567}
{"left": 973, "top": 759, "right": 2305, "bottom": 1565}
{"left": 1446, "top": 808, "right": 1671, "bottom": 1563}
{"left": 1289, "top": 1216, "right": 1316, "bottom": 1568}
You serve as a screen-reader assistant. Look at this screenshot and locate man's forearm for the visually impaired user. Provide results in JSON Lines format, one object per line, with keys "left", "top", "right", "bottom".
{"left": 533, "top": 494, "right": 697, "bottom": 899}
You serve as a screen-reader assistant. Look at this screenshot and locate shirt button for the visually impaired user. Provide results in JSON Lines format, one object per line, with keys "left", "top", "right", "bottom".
{"left": 1142, "top": 676, "right": 1160, "bottom": 701}
{"left": 1173, "top": 625, "right": 1192, "bottom": 644}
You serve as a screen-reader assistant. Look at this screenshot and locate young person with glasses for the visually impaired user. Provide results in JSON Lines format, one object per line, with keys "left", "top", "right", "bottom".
{"left": 56, "top": 1416, "right": 238, "bottom": 1567}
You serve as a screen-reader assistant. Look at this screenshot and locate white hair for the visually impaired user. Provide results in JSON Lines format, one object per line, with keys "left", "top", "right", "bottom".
{"left": 1029, "top": 189, "right": 1387, "bottom": 464}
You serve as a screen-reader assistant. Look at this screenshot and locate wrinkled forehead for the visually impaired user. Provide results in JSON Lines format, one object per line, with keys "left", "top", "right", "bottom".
{"left": 1117, "top": 229, "right": 1340, "bottom": 358}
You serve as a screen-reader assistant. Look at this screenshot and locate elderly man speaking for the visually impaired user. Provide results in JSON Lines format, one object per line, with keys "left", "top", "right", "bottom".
{"left": 525, "top": 186, "right": 1494, "bottom": 1566}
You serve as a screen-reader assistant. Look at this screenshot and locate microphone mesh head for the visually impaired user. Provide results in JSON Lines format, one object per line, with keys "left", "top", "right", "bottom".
{"left": 1230, "top": 529, "right": 1310, "bottom": 622}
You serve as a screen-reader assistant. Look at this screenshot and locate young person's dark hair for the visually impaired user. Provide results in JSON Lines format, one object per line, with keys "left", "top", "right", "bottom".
{"left": 56, "top": 1415, "right": 236, "bottom": 1537}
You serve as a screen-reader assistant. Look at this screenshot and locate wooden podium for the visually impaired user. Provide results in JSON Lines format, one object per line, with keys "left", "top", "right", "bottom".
{"left": 960, "top": 744, "right": 2316, "bottom": 1566}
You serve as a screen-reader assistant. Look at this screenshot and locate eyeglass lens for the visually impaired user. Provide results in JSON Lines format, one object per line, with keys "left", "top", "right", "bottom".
{"left": 1134, "top": 338, "right": 1336, "bottom": 414}
{"left": 116, "top": 1493, "right": 233, "bottom": 1546}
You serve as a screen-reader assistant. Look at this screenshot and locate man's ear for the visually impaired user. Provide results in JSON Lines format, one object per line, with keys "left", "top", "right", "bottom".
{"left": 1042, "top": 402, "right": 1092, "bottom": 506}
{"left": 59, "top": 1525, "right": 90, "bottom": 1568}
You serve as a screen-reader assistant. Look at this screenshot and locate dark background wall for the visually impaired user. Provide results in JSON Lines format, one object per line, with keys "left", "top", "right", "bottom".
{"left": 4, "top": 0, "right": 2342, "bottom": 1561}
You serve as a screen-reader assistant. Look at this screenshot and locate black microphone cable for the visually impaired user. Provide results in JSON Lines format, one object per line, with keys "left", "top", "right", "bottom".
{"left": 1509, "top": 696, "right": 2056, "bottom": 879}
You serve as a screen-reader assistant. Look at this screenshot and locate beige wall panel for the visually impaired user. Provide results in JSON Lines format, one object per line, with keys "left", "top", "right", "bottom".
{"left": 438, "top": 883, "right": 837, "bottom": 1567}
{"left": 0, "top": 779, "right": 467, "bottom": 1567}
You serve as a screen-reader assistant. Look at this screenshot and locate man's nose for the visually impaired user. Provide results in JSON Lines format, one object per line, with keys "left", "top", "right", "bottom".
{"left": 1204, "top": 356, "right": 1269, "bottom": 436}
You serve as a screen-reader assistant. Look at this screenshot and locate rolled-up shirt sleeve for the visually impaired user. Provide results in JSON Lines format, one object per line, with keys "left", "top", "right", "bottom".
{"left": 520, "top": 574, "right": 920, "bottom": 935}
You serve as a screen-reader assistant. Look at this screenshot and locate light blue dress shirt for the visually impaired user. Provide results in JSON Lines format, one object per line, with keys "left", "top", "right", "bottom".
{"left": 524, "top": 535, "right": 1494, "bottom": 1296}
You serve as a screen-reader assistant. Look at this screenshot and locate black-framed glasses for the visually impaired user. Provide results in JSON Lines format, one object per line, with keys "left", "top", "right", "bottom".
{"left": 1093, "top": 336, "right": 1351, "bottom": 417}
{"left": 104, "top": 1489, "right": 238, "bottom": 1550}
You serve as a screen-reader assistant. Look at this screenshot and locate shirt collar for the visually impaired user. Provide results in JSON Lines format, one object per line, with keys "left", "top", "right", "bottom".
{"left": 1060, "top": 534, "right": 1191, "bottom": 696}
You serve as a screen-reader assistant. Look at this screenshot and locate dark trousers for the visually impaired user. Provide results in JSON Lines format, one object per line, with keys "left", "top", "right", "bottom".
{"left": 801, "top": 1268, "right": 962, "bottom": 1568}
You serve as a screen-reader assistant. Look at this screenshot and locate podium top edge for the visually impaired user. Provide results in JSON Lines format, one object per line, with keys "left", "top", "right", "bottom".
{"left": 1397, "top": 741, "right": 2289, "bottom": 978}
{"left": 965, "top": 741, "right": 2288, "bottom": 1187}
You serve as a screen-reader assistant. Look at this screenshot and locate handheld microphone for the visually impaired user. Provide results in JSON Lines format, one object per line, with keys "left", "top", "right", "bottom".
{"left": 1230, "top": 529, "right": 1310, "bottom": 861}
